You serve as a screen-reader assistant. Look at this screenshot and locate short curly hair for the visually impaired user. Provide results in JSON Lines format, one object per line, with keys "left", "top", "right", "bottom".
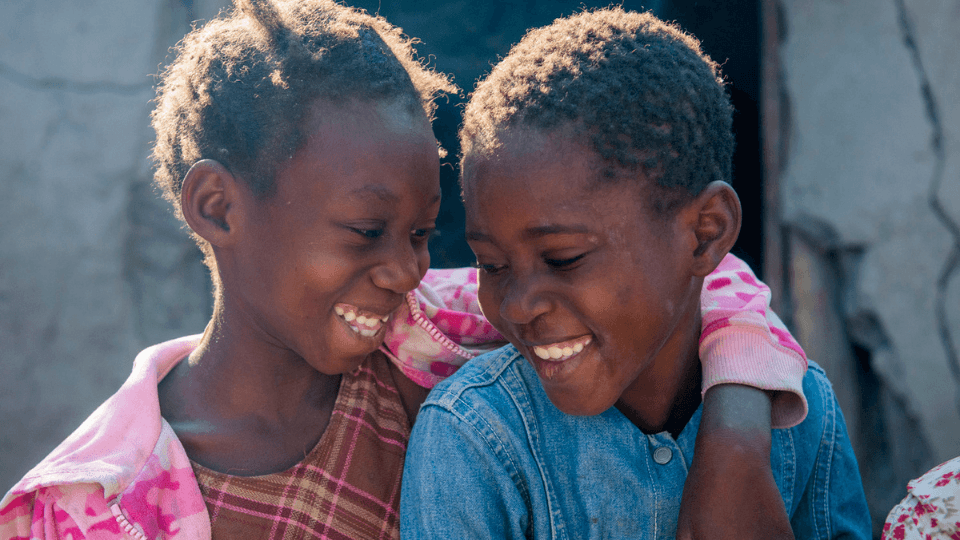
{"left": 460, "top": 8, "right": 734, "bottom": 210}
{"left": 151, "top": 0, "right": 455, "bottom": 228}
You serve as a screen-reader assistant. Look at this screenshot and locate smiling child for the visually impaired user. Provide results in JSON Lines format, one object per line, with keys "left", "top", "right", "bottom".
{"left": 4, "top": 2, "right": 818, "bottom": 539}
{"left": 401, "top": 8, "right": 871, "bottom": 539}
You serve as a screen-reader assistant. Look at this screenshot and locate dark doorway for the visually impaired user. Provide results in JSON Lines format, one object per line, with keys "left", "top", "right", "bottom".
{"left": 352, "top": 1, "right": 765, "bottom": 275}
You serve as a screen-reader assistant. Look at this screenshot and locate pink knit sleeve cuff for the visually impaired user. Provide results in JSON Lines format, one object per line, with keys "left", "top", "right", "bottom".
{"left": 700, "top": 321, "right": 809, "bottom": 428}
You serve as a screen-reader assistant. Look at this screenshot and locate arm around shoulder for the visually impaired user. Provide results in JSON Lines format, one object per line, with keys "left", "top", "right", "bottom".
{"left": 699, "top": 253, "right": 808, "bottom": 428}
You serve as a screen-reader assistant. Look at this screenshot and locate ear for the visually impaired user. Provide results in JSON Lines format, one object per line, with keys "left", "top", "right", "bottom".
{"left": 684, "top": 181, "right": 742, "bottom": 277}
{"left": 180, "top": 159, "right": 247, "bottom": 247}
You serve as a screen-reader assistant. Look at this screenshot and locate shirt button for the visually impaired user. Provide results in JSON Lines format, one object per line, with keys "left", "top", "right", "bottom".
{"left": 653, "top": 447, "right": 673, "bottom": 465}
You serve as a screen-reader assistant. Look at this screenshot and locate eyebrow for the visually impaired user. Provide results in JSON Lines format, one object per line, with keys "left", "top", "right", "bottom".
{"left": 466, "top": 224, "right": 589, "bottom": 243}
{"left": 348, "top": 185, "right": 400, "bottom": 203}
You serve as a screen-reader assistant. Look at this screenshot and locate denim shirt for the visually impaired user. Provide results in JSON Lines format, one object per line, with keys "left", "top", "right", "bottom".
{"left": 400, "top": 346, "right": 870, "bottom": 539}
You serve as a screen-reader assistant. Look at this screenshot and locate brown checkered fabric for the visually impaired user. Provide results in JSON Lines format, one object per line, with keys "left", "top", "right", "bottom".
{"left": 192, "top": 353, "right": 411, "bottom": 539}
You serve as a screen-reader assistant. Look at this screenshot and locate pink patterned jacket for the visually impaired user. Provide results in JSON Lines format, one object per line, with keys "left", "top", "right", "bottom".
{"left": 0, "top": 255, "right": 807, "bottom": 540}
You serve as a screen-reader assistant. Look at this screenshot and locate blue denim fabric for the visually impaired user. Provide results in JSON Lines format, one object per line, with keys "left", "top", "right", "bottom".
{"left": 400, "top": 345, "right": 870, "bottom": 539}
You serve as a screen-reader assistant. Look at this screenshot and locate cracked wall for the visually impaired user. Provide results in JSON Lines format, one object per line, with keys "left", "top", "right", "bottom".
{"left": 780, "top": 0, "right": 960, "bottom": 530}
{"left": 0, "top": 0, "right": 228, "bottom": 489}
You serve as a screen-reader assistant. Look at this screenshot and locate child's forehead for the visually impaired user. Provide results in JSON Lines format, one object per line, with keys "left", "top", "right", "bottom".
{"left": 304, "top": 96, "right": 428, "bottom": 137}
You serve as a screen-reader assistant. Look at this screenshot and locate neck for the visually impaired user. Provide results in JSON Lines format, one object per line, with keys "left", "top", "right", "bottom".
{"left": 615, "top": 293, "right": 703, "bottom": 439}
{"left": 158, "top": 295, "right": 343, "bottom": 474}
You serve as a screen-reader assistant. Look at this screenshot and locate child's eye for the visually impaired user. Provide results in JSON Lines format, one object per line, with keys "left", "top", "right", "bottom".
{"left": 411, "top": 227, "right": 436, "bottom": 243}
{"left": 544, "top": 253, "right": 586, "bottom": 269}
{"left": 473, "top": 262, "right": 507, "bottom": 275}
{"left": 352, "top": 227, "right": 384, "bottom": 239}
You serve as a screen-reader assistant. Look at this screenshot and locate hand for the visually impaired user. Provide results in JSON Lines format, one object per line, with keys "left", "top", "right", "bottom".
{"left": 676, "top": 384, "right": 794, "bottom": 540}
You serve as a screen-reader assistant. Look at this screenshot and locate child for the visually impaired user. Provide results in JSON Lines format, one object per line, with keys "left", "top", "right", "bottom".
{"left": 401, "top": 8, "right": 871, "bottom": 539}
{"left": 883, "top": 456, "right": 960, "bottom": 539}
{"left": 1, "top": 1, "right": 809, "bottom": 539}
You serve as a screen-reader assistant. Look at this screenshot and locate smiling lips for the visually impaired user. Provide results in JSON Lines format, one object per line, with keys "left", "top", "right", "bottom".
{"left": 532, "top": 336, "right": 593, "bottom": 362}
{"left": 335, "top": 304, "right": 391, "bottom": 337}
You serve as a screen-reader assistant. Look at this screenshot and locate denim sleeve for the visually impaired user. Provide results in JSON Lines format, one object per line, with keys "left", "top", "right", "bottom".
{"left": 400, "top": 402, "right": 530, "bottom": 539}
{"left": 789, "top": 368, "right": 871, "bottom": 539}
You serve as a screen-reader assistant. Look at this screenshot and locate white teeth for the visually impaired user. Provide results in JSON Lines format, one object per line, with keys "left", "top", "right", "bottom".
{"left": 337, "top": 304, "right": 390, "bottom": 337}
{"left": 531, "top": 338, "right": 592, "bottom": 362}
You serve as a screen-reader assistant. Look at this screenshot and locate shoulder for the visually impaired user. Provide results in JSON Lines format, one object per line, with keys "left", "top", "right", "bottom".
{"left": 1, "top": 336, "right": 206, "bottom": 536}
{"left": 422, "top": 344, "right": 526, "bottom": 412}
{"left": 794, "top": 361, "right": 835, "bottom": 428}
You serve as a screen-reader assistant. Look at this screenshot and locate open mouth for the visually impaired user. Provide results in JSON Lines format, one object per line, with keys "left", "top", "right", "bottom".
{"left": 335, "top": 303, "right": 391, "bottom": 338}
{"left": 531, "top": 336, "right": 593, "bottom": 362}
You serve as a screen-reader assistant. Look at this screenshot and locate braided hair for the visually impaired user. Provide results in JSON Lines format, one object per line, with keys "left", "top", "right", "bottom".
{"left": 152, "top": 0, "right": 454, "bottom": 220}
{"left": 461, "top": 8, "right": 734, "bottom": 212}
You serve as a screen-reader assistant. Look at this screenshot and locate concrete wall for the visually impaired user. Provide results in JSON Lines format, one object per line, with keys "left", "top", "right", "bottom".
{"left": 0, "top": 0, "right": 227, "bottom": 489}
{"left": 779, "top": 0, "right": 960, "bottom": 532}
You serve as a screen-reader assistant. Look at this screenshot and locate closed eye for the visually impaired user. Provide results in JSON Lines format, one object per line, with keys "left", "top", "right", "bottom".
{"left": 544, "top": 253, "right": 586, "bottom": 269}
{"left": 411, "top": 228, "right": 436, "bottom": 241}
{"left": 474, "top": 262, "right": 507, "bottom": 275}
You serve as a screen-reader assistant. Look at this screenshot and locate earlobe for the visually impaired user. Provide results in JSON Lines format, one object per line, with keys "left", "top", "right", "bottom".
{"left": 689, "top": 181, "right": 742, "bottom": 276}
{"left": 181, "top": 159, "right": 245, "bottom": 247}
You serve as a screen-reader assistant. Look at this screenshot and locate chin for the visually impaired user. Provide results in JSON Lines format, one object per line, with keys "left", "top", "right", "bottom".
{"left": 544, "top": 388, "right": 613, "bottom": 417}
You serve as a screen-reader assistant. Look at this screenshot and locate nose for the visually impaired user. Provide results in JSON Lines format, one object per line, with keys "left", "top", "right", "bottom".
{"left": 498, "top": 272, "right": 552, "bottom": 325}
{"left": 370, "top": 237, "right": 427, "bottom": 294}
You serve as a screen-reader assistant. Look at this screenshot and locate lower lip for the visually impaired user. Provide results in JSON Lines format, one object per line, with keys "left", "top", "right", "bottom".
{"left": 527, "top": 344, "right": 590, "bottom": 382}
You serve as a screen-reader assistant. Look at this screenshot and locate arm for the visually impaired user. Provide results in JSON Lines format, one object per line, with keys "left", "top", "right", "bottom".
{"left": 677, "top": 384, "right": 795, "bottom": 540}
{"left": 380, "top": 267, "right": 506, "bottom": 389}
{"left": 400, "top": 404, "right": 529, "bottom": 539}
{"left": 678, "top": 254, "right": 808, "bottom": 540}
{"left": 699, "top": 253, "right": 807, "bottom": 428}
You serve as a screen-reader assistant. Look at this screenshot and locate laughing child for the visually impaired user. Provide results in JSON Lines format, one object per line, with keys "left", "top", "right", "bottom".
{"left": 401, "top": 8, "right": 871, "bottom": 539}
{"left": 3, "top": 2, "right": 812, "bottom": 539}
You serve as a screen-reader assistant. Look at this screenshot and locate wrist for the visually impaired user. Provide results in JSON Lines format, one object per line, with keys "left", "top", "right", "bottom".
{"left": 699, "top": 384, "right": 772, "bottom": 453}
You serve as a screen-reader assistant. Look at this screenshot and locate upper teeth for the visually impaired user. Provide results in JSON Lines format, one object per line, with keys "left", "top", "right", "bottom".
{"left": 533, "top": 337, "right": 591, "bottom": 361}
{"left": 335, "top": 305, "right": 389, "bottom": 336}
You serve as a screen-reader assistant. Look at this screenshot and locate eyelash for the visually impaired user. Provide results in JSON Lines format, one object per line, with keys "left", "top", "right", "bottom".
{"left": 474, "top": 262, "right": 506, "bottom": 275}
{"left": 411, "top": 228, "right": 435, "bottom": 242}
{"left": 351, "top": 227, "right": 435, "bottom": 244}
{"left": 474, "top": 253, "right": 586, "bottom": 276}
{"left": 352, "top": 227, "right": 384, "bottom": 239}
{"left": 544, "top": 253, "right": 586, "bottom": 269}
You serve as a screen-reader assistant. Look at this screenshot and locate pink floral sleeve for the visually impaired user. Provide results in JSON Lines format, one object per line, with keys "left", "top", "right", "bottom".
{"left": 882, "top": 456, "right": 960, "bottom": 539}
{"left": 700, "top": 254, "right": 808, "bottom": 428}
{"left": 383, "top": 254, "right": 808, "bottom": 427}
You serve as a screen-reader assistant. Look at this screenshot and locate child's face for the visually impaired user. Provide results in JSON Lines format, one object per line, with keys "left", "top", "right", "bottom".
{"left": 463, "top": 129, "right": 701, "bottom": 417}
{"left": 231, "top": 99, "right": 441, "bottom": 375}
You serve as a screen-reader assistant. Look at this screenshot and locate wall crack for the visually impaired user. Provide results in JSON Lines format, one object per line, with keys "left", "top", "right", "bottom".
{"left": 0, "top": 61, "right": 151, "bottom": 95}
{"left": 895, "top": 0, "right": 960, "bottom": 411}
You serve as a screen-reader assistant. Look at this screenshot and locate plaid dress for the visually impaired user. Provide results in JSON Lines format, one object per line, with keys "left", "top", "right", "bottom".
{"left": 192, "top": 353, "right": 411, "bottom": 539}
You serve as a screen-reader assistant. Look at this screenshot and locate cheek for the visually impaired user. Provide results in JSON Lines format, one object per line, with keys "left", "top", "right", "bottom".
{"left": 476, "top": 275, "right": 503, "bottom": 329}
